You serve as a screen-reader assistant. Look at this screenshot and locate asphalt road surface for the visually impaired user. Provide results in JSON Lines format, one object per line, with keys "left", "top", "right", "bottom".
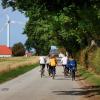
{"left": 0, "top": 66, "right": 83, "bottom": 100}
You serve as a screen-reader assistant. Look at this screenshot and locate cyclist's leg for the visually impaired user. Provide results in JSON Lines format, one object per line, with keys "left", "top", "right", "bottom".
{"left": 50, "top": 67, "right": 53, "bottom": 77}
{"left": 73, "top": 70, "right": 75, "bottom": 80}
{"left": 54, "top": 67, "right": 56, "bottom": 75}
{"left": 40, "top": 64, "right": 43, "bottom": 77}
{"left": 47, "top": 64, "right": 49, "bottom": 70}
{"left": 72, "top": 70, "right": 75, "bottom": 80}
{"left": 40, "top": 65, "right": 43, "bottom": 78}
{"left": 41, "top": 64, "right": 45, "bottom": 77}
{"left": 64, "top": 66, "right": 66, "bottom": 76}
{"left": 68, "top": 68, "right": 72, "bottom": 78}
{"left": 48, "top": 65, "right": 51, "bottom": 76}
{"left": 52, "top": 67, "right": 55, "bottom": 79}
{"left": 43, "top": 64, "right": 45, "bottom": 75}
{"left": 62, "top": 65, "right": 65, "bottom": 73}
{"left": 64, "top": 67, "right": 67, "bottom": 77}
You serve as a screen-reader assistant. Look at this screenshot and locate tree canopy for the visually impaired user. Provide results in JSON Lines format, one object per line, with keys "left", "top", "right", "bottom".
{"left": 2, "top": 0, "right": 100, "bottom": 55}
{"left": 12, "top": 42, "right": 25, "bottom": 56}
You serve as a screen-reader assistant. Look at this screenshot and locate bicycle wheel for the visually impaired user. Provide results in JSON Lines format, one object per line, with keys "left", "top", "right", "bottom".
{"left": 71, "top": 70, "right": 75, "bottom": 80}
{"left": 41, "top": 69, "right": 44, "bottom": 78}
{"left": 64, "top": 68, "right": 68, "bottom": 77}
{"left": 52, "top": 71, "right": 55, "bottom": 79}
{"left": 52, "top": 68, "right": 56, "bottom": 79}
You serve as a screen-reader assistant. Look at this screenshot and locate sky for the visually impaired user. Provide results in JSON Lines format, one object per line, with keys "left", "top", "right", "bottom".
{"left": 0, "top": 1, "right": 28, "bottom": 47}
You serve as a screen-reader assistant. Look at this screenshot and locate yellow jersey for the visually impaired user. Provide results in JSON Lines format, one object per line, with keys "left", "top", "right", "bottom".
{"left": 49, "top": 58, "right": 57, "bottom": 67}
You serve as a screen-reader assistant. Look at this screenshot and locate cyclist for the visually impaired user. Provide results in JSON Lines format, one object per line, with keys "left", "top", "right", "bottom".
{"left": 67, "top": 55, "right": 77, "bottom": 80}
{"left": 61, "top": 55, "right": 68, "bottom": 76}
{"left": 49, "top": 55, "right": 57, "bottom": 79}
{"left": 39, "top": 56, "right": 46, "bottom": 77}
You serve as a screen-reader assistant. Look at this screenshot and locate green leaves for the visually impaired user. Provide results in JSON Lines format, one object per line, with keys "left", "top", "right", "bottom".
{"left": 12, "top": 42, "right": 25, "bottom": 56}
{"left": 1, "top": 0, "right": 100, "bottom": 54}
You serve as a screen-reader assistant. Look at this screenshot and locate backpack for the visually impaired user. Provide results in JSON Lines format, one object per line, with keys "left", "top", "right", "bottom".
{"left": 67, "top": 59, "right": 76, "bottom": 70}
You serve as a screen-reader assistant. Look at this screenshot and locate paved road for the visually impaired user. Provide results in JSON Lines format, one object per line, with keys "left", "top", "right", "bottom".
{"left": 0, "top": 66, "right": 83, "bottom": 100}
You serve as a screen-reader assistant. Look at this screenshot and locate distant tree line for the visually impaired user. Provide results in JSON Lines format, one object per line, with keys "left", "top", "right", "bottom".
{"left": 12, "top": 42, "right": 25, "bottom": 56}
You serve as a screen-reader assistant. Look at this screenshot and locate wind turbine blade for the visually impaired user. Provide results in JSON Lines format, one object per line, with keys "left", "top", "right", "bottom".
{"left": 0, "top": 9, "right": 8, "bottom": 16}
{"left": 5, "top": 14, "right": 10, "bottom": 23}
{"left": 11, "top": 21, "right": 25, "bottom": 25}
{"left": 10, "top": 21, "right": 15, "bottom": 24}
{"left": 0, "top": 23, "right": 7, "bottom": 33}
{"left": 1, "top": 9, "right": 10, "bottom": 21}
{"left": 6, "top": 14, "right": 10, "bottom": 21}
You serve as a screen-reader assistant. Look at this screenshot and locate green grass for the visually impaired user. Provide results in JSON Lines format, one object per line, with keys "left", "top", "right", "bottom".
{"left": 92, "top": 48, "right": 100, "bottom": 74}
{"left": 0, "top": 63, "right": 39, "bottom": 84}
{"left": 78, "top": 66, "right": 100, "bottom": 86}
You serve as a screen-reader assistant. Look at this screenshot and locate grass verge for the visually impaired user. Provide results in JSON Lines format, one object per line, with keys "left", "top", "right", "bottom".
{"left": 0, "top": 63, "right": 39, "bottom": 84}
{"left": 78, "top": 65, "right": 100, "bottom": 86}
{"left": 92, "top": 48, "right": 100, "bottom": 74}
{"left": 78, "top": 66, "right": 100, "bottom": 100}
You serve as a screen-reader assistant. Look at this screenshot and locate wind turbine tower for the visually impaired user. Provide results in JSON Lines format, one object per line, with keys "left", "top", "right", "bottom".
{"left": 7, "top": 15, "right": 10, "bottom": 47}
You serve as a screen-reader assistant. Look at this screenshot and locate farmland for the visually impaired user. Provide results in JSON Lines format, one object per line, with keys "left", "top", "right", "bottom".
{"left": 0, "top": 56, "right": 39, "bottom": 72}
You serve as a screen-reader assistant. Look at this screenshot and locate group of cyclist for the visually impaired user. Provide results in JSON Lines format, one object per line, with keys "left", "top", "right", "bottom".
{"left": 39, "top": 52, "right": 77, "bottom": 80}
{"left": 39, "top": 54, "right": 57, "bottom": 79}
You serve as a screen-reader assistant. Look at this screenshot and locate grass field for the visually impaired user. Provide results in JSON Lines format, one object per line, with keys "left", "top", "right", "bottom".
{"left": 0, "top": 56, "right": 39, "bottom": 83}
{"left": 0, "top": 63, "right": 38, "bottom": 84}
{"left": 0, "top": 56, "right": 39, "bottom": 72}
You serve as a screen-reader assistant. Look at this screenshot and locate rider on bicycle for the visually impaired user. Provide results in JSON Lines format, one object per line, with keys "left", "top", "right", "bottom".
{"left": 67, "top": 55, "right": 77, "bottom": 80}
{"left": 61, "top": 55, "right": 68, "bottom": 76}
{"left": 39, "top": 56, "right": 46, "bottom": 76}
{"left": 49, "top": 55, "right": 57, "bottom": 79}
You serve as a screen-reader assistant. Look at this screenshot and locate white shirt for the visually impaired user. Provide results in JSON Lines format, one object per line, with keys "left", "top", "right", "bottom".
{"left": 39, "top": 56, "right": 45, "bottom": 64}
{"left": 61, "top": 56, "right": 68, "bottom": 65}
{"left": 59, "top": 53, "right": 65, "bottom": 58}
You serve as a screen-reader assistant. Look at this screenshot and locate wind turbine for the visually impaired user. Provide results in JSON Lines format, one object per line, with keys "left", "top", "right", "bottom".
{"left": 0, "top": 12, "right": 24, "bottom": 47}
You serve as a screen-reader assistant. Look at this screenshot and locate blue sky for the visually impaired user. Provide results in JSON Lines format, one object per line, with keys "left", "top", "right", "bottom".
{"left": 0, "top": 1, "right": 28, "bottom": 47}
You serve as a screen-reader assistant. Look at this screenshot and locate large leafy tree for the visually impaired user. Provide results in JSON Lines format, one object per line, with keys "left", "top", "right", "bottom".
{"left": 2, "top": 0, "right": 100, "bottom": 54}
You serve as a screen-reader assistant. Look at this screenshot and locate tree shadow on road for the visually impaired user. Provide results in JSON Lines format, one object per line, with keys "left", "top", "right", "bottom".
{"left": 52, "top": 85, "right": 100, "bottom": 99}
